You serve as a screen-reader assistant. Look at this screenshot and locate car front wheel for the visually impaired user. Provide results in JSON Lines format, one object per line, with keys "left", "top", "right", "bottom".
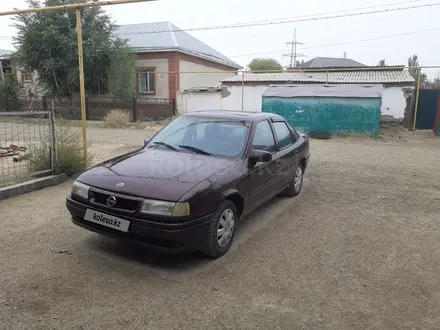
{"left": 201, "top": 200, "right": 237, "bottom": 258}
{"left": 284, "top": 163, "right": 304, "bottom": 197}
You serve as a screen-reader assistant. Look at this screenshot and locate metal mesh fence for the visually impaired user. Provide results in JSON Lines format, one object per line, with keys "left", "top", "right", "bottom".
{"left": 0, "top": 111, "right": 54, "bottom": 186}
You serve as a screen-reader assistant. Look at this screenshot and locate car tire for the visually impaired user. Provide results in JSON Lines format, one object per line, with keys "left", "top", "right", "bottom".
{"left": 201, "top": 200, "right": 237, "bottom": 258}
{"left": 284, "top": 163, "right": 304, "bottom": 197}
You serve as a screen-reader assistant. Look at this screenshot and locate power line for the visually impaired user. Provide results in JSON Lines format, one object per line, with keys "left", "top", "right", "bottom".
{"left": 302, "top": 28, "right": 440, "bottom": 49}
{"left": 235, "top": 0, "right": 423, "bottom": 25}
{"left": 4, "top": 26, "right": 438, "bottom": 61}
{"left": 282, "top": 28, "right": 305, "bottom": 68}
{"left": 2, "top": 6, "right": 439, "bottom": 65}
{"left": 228, "top": 27, "right": 440, "bottom": 58}
{"left": 6, "top": 25, "right": 438, "bottom": 62}
{"left": 0, "top": 0, "right": 433, "bottom": 40}
{"left": 115, "top": 2, "right": 440, "bottom": 35}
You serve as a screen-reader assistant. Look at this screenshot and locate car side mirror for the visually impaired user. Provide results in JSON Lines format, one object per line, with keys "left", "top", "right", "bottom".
{"left": 249, "top": 150, "right": 272, "bottom": 166}
{"left": 144, "top": 138, "right": 150, "bottom": 146}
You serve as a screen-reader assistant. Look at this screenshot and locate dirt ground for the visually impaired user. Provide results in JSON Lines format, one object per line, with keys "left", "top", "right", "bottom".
{"left": 0, "top": 126, "right": 440, "bottom": 329}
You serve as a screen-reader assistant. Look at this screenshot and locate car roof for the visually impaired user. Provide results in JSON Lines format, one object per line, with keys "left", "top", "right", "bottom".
{"left": 181, "top": 110, "right": 285, "bottom": 122}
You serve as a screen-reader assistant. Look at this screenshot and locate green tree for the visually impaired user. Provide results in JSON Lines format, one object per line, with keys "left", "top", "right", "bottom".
{"left": 408, "top": 54, "right": 427, "bottom": 86}
{"left": 431, "top": 77, "right": 440, "bottom": 88}
{"left": 108, "top": 41, "right": 137, "bottom": 107}
{"left": 248, "top": 58, "right": 283, "bottom": 72}
{"left": 13, "top": 0, "right": 134, "bottom": 101}
{"left": 425, "top": 77, "right": 440, "bottom": 88}
{"left": 0, "top": 74, "right": 25, "bottom": 110}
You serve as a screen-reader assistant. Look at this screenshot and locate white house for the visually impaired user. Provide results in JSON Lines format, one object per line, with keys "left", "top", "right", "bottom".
{"left": 116, "top": 21, "right": 241, "bottom": 101}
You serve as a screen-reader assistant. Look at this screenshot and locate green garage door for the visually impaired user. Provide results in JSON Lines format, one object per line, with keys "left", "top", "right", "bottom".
{"left": 262, "top": 84, "right": 382, "bottom": 136}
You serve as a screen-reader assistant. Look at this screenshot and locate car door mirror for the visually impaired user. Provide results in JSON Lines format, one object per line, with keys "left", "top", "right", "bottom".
{"left": 249, "top": 150, "right": 272, "bottom": 165}
{"left": 144, "top": 138, "right": 150, "bottom": 146}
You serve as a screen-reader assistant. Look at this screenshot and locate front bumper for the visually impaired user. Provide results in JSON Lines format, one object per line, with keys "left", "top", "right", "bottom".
{"left": 66, "top": 195, "right": 213, "bottom": 253}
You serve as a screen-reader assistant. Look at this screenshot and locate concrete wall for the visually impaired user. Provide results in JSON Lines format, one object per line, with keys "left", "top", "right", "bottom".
{"left": 381, "top": 86, "right": 413, "bottom": 119}
{"left": 179, "top": 60, "right": 235, "bottom": 91}
{"left": 135, "top": 58, "right": 169, "bottom": 99}
{"left": 221, "top": 83, "right": 412, "bottom": 119}
{"left": 221, "top": 85, "right": 268, "bottom": 111}
{"left": 176, "top": 91, "right": 222, "bottom": 114}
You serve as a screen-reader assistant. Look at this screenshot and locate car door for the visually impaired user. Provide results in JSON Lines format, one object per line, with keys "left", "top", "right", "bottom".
{"left": 271, "top": 120, "right": 300, "bottom": 188}
{"left": 246, "top": 120, "right": 280, "bottom": 209}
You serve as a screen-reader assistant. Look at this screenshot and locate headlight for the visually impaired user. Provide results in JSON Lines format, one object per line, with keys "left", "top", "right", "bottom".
{"left": 71, "top": 181, "right": 89, "bottom": 200}
{"left": 140, "top": 199, "right": 190, "bottom": 217}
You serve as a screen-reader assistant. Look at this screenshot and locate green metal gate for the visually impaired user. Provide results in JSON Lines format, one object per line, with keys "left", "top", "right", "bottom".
{"left": 262, "top": 85, "right": 382, "bottom": 136}
{"left": 415, "top": 89, "right": 440, "bottom": 129}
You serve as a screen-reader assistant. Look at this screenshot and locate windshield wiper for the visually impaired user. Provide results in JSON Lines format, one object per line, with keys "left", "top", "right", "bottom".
{"left": 150, "top": 141, "right": 179, "bottom": 151}
{"left": 178, "top": 145, "right": 211, "bottom": 156}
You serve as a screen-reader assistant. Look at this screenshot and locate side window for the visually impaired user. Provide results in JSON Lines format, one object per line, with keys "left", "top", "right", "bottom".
{"left": 292, "top": 128, "right": 299, "bottom": 142}
{"left": 288, "top": 123, "right": 300, "bottom": 142}
{"left": 252, "top": 120, "right": 276, "bottom": 153}
{"left": 273, "top": 122, "right": 294, "bottom": 149}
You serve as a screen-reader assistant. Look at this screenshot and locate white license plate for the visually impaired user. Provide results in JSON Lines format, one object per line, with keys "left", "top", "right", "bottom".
{"left": 84, "top": 209, "right": 130, "bottom": 232}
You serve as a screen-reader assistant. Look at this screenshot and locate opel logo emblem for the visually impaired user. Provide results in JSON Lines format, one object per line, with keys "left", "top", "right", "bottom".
{"left": 116, "top": 182, "right": 124, "bottom": 188}
{"left": 106, "top": 196, "right": 117, "bottom": 207}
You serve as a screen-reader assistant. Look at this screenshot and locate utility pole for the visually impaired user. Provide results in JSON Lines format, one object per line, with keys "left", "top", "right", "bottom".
{"left": 283, "top": 28, "right": 305, "bottom": 69}
{"left": 0, "top": 0, "right": 157, "bottom": 166}
{"left": 0, "top": 58, "right": 4, "bottom": 82}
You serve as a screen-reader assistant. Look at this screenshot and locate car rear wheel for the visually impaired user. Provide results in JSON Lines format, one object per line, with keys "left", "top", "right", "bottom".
{"left": 284, "top": 163, "right": 304, "bottom": 197}
{"left": 201, "top": 200, "right": 237, "bottom": 258}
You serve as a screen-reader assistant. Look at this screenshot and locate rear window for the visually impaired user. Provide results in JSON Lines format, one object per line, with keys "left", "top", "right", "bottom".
{"left": 273, "top": 122, "right": 294, "bottom": 149}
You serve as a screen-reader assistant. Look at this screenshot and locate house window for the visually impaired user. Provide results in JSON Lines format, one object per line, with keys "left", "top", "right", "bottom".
{"left": 22, "top": 72, "right": 33, "bottom": 83}
{"left": 138, "top": 70, "right": 155, "bottom": 94}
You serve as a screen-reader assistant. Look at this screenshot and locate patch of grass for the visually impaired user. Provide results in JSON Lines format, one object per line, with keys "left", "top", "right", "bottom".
{"left": 27, "top": 124, "right": 93, "bottom": 176}
{"left": 133, "top": 120, "right": 147, "bottom": 130}
{"left": 0, "top": 180, "right": 16, "bottom": 188}
{"left": 0, "top": 175, "right": 35, "bottom": 188}
{"left": 102, "top": 109, "right": 131, "bottom": 128}
{"left": 56, "top": 118, "right": 102, "bottom": 128}
{"left": 57, "top": 118, "right": 81, "bottom": 127}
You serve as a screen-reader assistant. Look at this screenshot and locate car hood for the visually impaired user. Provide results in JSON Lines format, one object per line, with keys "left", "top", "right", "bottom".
{"left": 77, "top": 148, "right": 237, "bottom": 201}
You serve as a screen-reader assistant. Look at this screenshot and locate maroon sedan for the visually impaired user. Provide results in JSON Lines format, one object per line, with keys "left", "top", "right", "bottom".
{"left": 66, "top": 111, "right": 310, "bottom": 258}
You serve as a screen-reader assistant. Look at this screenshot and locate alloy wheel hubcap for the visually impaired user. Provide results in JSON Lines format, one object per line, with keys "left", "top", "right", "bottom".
{"left": 217, "top": 209, "right": 235, "bottom": 248}
{"left": 294, "top": 166, "right": 303, "bottom": 192}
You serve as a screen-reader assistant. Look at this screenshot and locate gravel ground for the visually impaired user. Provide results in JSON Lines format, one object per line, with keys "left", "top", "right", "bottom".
{"left": 0, "top": 127, "right": 439, "bottom": 329}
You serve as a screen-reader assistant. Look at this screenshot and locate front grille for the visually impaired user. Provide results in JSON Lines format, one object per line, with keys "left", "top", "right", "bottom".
{"left": 90, "top": 190, "right": 141, "bottom": 212}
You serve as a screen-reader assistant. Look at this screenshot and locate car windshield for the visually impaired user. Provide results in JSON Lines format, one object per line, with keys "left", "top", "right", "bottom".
{"left": 147, "top": 116, "right": 250, "bottom": 157}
